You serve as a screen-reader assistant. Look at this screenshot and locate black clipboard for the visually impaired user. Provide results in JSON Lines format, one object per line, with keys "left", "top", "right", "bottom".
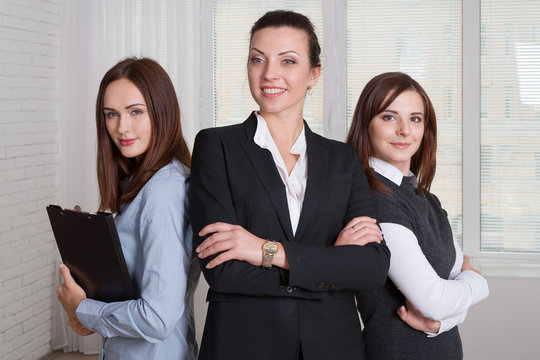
{"left": 47, "top": 205, "right": 136, "bottom": 302}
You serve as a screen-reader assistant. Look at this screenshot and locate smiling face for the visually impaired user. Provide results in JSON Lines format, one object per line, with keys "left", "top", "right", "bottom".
{"left": 247, "top": 26, "right": 320, "bottom": 120}
{"left": 103, "top": 78, "right": 152, "bottom": 160}
{"left": 368, "top": 90, "right": 425, "bottom": 175}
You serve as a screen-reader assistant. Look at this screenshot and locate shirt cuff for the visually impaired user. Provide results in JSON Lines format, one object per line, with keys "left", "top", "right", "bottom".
{"left": 76, "top": 298, "right": 105, "bottom": 332}
{"left": 425, "top": 309, "right": 468, "bottom": 337}
{"left": 455, "top": 269, "right": 490, "bottom": 304}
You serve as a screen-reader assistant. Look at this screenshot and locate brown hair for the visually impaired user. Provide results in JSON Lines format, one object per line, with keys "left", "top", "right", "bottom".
{"left": 346, "top": 72, "right": 437, "bottom": 194}
{"left": 250, "top": 10, "right": 321, "bottom": 68}
{"left": 96, "top": 57, "right": 191, "bottom": 212}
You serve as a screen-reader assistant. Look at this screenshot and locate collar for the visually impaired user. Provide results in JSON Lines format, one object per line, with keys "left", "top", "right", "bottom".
{"left": 369, "top": 157, "right": 417, "bottom": 187}
{"left": 253, "top": 112, "right": 306, "bottom": 156}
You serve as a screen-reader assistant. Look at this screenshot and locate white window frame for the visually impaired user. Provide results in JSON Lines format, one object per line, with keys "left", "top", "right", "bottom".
{"left": 196, "top": 0, "right": 540, "bottom": 277}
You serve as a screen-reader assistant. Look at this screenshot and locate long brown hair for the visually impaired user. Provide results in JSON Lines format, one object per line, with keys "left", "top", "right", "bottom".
{"left": 346, "top": 72, "right": 437, "bottom": 194}
{"left": 96, "top": 57, "right": 191, "bottom": 212}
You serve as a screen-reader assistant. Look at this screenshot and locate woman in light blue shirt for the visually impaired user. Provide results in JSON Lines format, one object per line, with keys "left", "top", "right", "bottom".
{"left": 56, "top": 57, "right": 200, "bottom": 360}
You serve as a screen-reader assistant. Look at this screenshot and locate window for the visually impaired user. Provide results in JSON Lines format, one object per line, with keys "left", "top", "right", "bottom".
{"left": 202, "top": 0, "right": 540, "bottom": 269}
{"left": 480, "top": 0, "right": 540, "bottom": 253}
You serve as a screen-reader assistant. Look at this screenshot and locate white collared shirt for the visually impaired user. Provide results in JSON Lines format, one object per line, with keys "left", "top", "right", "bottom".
{"left": 253, "top": 112, "right": 307, "bottom": 235}
{"left": 370, "top": 157, "right": 489, "bottom": 337}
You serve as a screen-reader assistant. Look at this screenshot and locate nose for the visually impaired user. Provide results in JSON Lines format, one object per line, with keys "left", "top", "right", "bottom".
{"left": 263, "top": 60, "right": 279, "bottom": 80}
{"left": 117, "top": 114, "right": 130, "bottom": 134}
{"left": 397, "top": 117, "right": 410, "bottom": 136}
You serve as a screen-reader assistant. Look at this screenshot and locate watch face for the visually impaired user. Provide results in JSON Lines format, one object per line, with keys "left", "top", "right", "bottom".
{"left": 263, "top": 241, "right": 278, "bottom": 255}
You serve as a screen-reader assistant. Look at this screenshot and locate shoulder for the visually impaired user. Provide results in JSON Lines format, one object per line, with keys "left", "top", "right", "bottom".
{"left": 369, "top": 185, "right": 413, "bottom": 229}
{"left": 141, "top": 160, "right": 189, "bottom": 203}
{"left": 193, "top": 123, "right": 245, "bottom": 155}
{"left": 308, "top": 130, "right": 356, "bottom": 159}
{"left": 425, "top": 191, "right": 448, "bottom": 216}
{"left": 196, "top": 123, "right": 244, "bottom": 139}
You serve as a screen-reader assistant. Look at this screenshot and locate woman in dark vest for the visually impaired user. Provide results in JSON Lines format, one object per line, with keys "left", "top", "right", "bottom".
{"left": 347, "top": 72, "right": 489, "bottom": 360}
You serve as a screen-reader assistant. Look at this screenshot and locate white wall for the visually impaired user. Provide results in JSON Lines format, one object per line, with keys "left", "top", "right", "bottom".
{"left": 0, "top": 0, "right": 61, "bottom": 359}
{"left": 460, "top": 276, "right": 540, "bottom": 360}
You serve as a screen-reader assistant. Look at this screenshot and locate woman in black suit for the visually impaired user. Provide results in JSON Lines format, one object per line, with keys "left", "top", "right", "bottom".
{"left": 189, "top": 10, "right": 390, "bottom": 360}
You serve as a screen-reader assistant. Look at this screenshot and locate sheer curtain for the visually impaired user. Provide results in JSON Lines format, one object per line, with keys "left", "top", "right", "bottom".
{"left": 54, "top": 0, "right": 196, "bottom": 353}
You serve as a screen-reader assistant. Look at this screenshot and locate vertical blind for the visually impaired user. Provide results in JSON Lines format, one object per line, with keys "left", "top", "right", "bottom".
{"left": 346, "top": 0, "right": 463, "bottom": 243}
{"left": 480, "top": 0, "right": 540, "bottom": 252}
{"left": 213, "top": 1, "right": 324, "bottom": 133}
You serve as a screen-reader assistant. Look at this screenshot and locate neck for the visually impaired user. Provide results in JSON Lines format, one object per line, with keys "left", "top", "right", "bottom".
{"left": 259, "top": 111, "right": 304, "bottom": 146}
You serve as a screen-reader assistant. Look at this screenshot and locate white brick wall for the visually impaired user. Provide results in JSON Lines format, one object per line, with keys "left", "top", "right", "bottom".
{"left": 0, "top": 0, "right": 61, "bottom": 359}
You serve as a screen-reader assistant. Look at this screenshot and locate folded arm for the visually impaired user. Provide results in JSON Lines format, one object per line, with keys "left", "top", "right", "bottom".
{"left": 382, "top": 222, "right": 489, "bottom": 328}
{"left": 189, "top": 129, "right": 390, "bottom": 297}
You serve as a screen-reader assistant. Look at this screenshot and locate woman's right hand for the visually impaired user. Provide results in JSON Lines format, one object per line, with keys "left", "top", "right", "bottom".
{"left": 57, "top": 264, "right": 93, "bottom": 336}
{"left": 397, "top": 299, "right": 441, "bottom": 333}
{"left": 461, "top": 255, "right": 481, "bottom": 275}
{"left": 334, "top": 217, "right": 382, "bottom": 246}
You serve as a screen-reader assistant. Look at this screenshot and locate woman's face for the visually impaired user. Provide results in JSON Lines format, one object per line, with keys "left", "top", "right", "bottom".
{"left": 368, "top": 90, "right": 425, "bottom": 175}
{"left": 248, "top": 26, "right": 320, "bottom": 119}
{"left": 103, "top": 78, "right": 152, "bottom": 160}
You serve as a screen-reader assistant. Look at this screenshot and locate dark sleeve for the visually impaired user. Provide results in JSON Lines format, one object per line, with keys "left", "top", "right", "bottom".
{"left": 189, "top": 129, "right": 316, "bottom": 298}
{"left": 283, "top": 151, "right": 391, "bottom": 292}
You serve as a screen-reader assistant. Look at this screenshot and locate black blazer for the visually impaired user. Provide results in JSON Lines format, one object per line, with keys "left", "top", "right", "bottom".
{"left": 189, "top": 113, "right": 390, "bottom": 360}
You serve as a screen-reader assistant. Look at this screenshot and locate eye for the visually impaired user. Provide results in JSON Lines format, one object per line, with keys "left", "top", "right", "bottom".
{"left": 249, "top": 56, "right": 263, "bottom": 64}
{"left": 283, "top": 58, "right": 296, "bottom": 65}
{"left": 104, "top": 111, "right": 118, "bottom": 119}
{"left": 130, "top": 109, "right": 143, "bottom": 116}
{"left": 381, "top": 114, "right": 396, "bottom": 121}
{"left": 411, "top": 116, "right": 423, "bottom": 123}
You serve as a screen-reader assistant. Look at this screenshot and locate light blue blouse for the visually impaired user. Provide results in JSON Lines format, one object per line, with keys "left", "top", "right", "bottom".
{"left": 76, "top": 159, "right": 200, "bottom": 360}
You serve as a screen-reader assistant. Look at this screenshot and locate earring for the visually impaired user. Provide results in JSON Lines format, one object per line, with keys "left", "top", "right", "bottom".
{"left": 307, "top": 86, "right": 313, "bottom": 95}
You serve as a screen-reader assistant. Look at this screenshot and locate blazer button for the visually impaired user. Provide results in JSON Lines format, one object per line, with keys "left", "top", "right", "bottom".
{"left": 286, "top": 286, "right": 294, "bottom": 293}
{"left": 280, "top": 285, "right": 286, "bottom": 292}
{"left": 317, "top": 282, "right": 325, "bottom": 289}
{"left": 329, "top": 283, "right": 336, "bottom": 290}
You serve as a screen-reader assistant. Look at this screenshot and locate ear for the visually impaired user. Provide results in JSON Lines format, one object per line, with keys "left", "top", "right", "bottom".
{"left": 308, "top": 65, "right": 321, "bottom": 88}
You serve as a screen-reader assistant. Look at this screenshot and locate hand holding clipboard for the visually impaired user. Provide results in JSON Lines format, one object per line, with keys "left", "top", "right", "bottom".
{"left": 47, "top": 205, "right": 136, "bottom": 303}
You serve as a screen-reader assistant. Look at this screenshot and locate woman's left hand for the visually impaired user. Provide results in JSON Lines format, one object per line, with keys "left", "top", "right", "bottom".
{"left": 196, "top": 222, "right": 266, "bottom": 269}
{"left": 397, "top": 299, "right": 441, "bottom": 333}
{"left": 334, "top": 216, "right": 383, "bottom": 246}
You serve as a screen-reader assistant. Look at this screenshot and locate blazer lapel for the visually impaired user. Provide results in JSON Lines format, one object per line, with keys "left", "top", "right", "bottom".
{"left": 239, "top": 113, "right": 295, "bottom": 242}
{"left": 294, "top": 124, "right": 328, "bottom": 242}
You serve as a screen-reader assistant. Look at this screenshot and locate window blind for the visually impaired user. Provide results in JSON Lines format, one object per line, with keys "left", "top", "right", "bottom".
{"left": 213, "top": 1, "right": 324, "bottom": 133}
{"left": 480, "top": 0, "right": 540, "bottom": 252}
{"left": 346, "top": 0, "right": 463, "bottom": 242}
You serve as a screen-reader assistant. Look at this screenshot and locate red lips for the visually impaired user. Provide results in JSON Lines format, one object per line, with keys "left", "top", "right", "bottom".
{"left": 119, "top": 138, "right": 137, "bottom": 146}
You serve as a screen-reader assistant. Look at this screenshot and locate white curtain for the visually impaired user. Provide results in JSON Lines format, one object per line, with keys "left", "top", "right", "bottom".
{"left": 54, "top": 0, "right": 196, "bottom": 353}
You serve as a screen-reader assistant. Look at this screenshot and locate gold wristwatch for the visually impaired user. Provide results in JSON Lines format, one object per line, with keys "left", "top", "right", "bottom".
{"left": 262, "top": 240, "right": 278, "bottom": 268}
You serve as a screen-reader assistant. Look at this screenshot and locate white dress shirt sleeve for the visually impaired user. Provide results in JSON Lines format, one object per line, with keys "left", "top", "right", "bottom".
{"left": 76, "top": 175, "right": 192, "bottom": 343}
{"left": 380, "top": 222, "right": 489, "bottom": 336}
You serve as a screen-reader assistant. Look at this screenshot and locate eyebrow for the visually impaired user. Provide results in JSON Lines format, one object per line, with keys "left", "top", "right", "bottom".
{"left": 250, "top": 47, "right": 300, "bottom": 56}
{"left": 103, "top": 103, "right": 146, "bottom": 111}
{"left": 383, "top": 109, "right": 424, "bottom": 116}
